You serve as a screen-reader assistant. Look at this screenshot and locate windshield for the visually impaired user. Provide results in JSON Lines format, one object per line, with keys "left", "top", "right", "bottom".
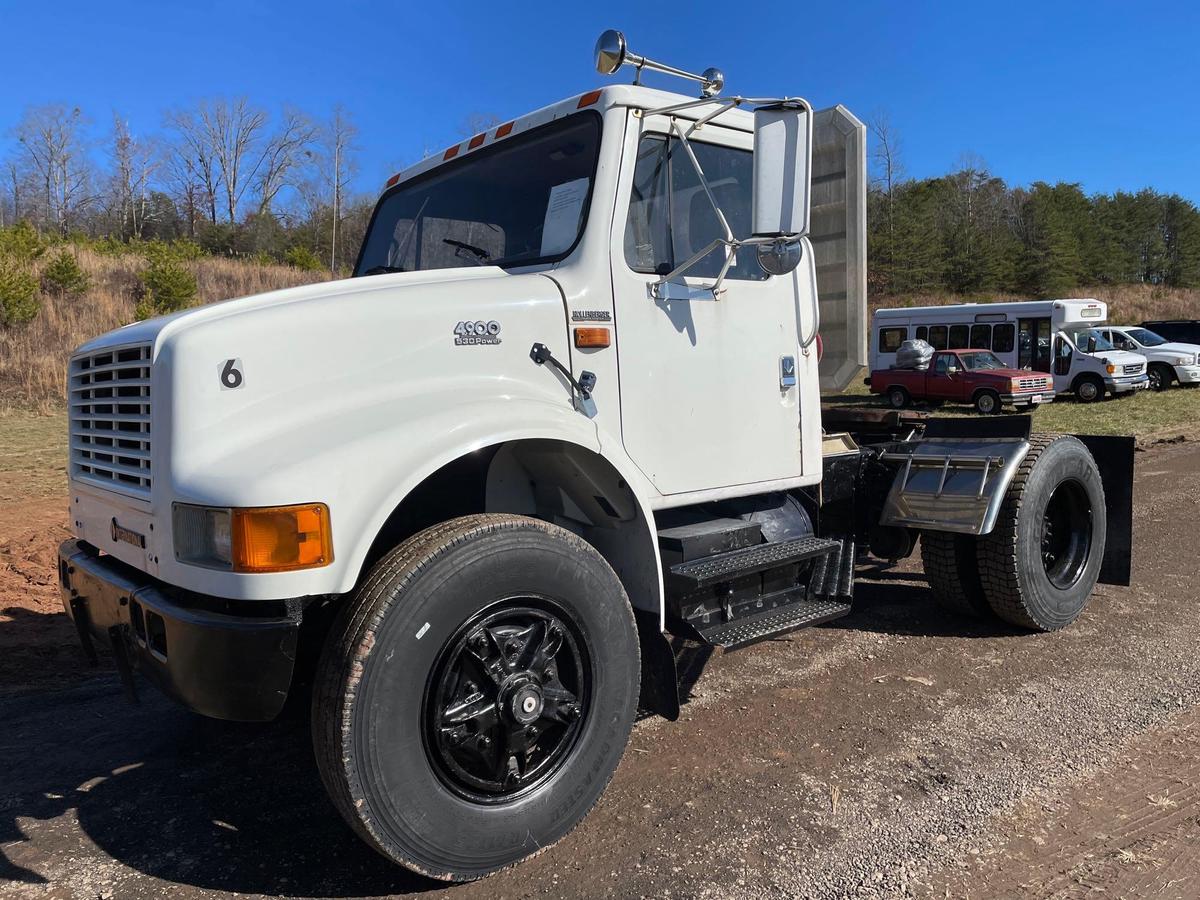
{"left": 1125, "top": 328, "right": 1167, "bottom": 346}
{"left": 959, "top": 351, "right": 1007, "bottom": 371}
{"left": 1065, "top": 328, "right": 1114, "bottom": 353}
{"left": 355, "top": 113, "right": 601, "bottom": 276}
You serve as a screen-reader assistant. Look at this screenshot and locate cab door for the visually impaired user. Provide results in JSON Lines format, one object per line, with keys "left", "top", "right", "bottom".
{"left": 610, "top": 115, "right": 809, "bottom": 497}
{"left": 926, "top": 352, "right": 962, "bottom": 400}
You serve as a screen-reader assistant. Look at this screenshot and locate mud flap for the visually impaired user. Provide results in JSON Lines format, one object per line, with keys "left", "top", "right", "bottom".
{"left": 1075, "top": 434, "right": 1134, "bottom": 586}
{"left": 634, "top": 609, "right": 679, "bottom": 722}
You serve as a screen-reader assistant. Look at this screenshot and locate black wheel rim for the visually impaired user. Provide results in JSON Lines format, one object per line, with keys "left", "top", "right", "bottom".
{"left": 423, "top": 598, "right": 591, "bottom": 803}
{"left": 1040, "top": 479, "right": 1093, "bottom": 589}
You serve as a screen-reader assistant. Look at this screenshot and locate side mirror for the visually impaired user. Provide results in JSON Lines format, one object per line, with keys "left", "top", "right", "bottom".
{"left": 947, "top": 364, "right": 959, "bottom": 374}
{"left": 752, "top": 101, "right": 813, "bottom": 239}
{"left": 1087, "top": 336, "right": 1097, "bottom": 353}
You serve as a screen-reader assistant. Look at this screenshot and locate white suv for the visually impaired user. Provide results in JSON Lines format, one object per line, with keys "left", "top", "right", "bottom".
{"left": 1102, "top": 326, "right": 1200, "bottom": 391}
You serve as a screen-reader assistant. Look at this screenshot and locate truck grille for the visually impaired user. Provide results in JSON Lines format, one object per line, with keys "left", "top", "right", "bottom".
{"left": 1123, "top": 363, "right": 1144, "bottom": 376}
{"left": 69, "top": 343, "right": 153, "bottom": 497}
{"left": 1016, "top": 377, "right": 1048, "bottom": 391}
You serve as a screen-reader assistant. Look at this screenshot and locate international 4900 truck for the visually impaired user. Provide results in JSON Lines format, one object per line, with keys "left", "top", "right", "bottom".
{"left": 58, "top": 31, "right": 1134, "bottom": 881}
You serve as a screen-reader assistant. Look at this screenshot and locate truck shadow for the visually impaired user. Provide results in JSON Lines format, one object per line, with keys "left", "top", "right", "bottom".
{"left": 0, "top": 681, "right": 439, "bottom": 897}
{"left": 0, "top": 568, "right": 1018, "bottom": 896}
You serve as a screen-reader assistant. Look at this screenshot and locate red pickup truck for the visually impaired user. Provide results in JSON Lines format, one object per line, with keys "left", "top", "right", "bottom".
{"left": 869, "top": 349, "right": 1056, "bottom": 414}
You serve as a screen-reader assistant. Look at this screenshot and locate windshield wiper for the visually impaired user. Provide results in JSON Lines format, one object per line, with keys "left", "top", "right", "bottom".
{"left": 443, "top": 238, "right": 492, "bottom": 265}
{"left": 363, "top": 265, "right": 407, "bottom": 276}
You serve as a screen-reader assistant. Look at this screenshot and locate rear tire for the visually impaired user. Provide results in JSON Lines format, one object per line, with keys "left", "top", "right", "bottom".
{"left": 975, "top": 434, "right": 1106, "bottom": 631}
{"left": 920, "top": 531, "right": 992, "bottom": 618}
{"left": 887, "top": 386, "right": 910, "bottom": 409}
{"left": 312, "top": 514, "right": 640, "bottom": 881}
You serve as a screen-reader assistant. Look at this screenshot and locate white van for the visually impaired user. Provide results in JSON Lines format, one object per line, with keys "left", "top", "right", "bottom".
{"left": 871, "top": 299, "right": 1150, "bottom": 402}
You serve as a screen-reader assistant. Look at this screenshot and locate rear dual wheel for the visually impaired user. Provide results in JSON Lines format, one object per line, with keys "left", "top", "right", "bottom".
{"left": 922, "top": 434, "right": 1106, "bottom": 631}
{"left": 312, "top": 514, "right": 640, "bottom": 881}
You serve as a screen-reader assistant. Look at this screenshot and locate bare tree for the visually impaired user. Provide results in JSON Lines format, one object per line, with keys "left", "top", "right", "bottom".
{"left": 15, "top": 104, "right": 94, "bottom": 235}
{"left": 254, "top": 108, "right": 317, "bottom": 217}
{"left": 302, "top": 106, "right": 360, "bottom": 272}
{"left": 202, "top": 98, "right": 268, "bottom": 223}
{"left": 109, "top": 115, "right": 159, "bottom": 239}
{"left": 458, "top": 112, "right": 501, "bottom": 140}
{"left": 165, "top": 105, "right": 221, "bottom": 224}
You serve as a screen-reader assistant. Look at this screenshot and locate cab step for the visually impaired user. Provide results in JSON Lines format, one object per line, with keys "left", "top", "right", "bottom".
{"left": 809, "top": 536, "right": 856, "bottom": 601}
{"left": 693, "top": 594, "right": 852, "bottom": 650}
{"left": 668, "top": 535, "right": 841, "bottom": 588}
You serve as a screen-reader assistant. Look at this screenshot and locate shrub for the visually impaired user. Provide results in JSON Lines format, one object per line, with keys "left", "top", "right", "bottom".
{"left": 284, "top": 245, "right": 326, "bottom": 272}
{"left": 0, "top": 221, "right": 47, "bottom": 263}
{"left": 170, "top": 239, "right": 204, "bottom": 261}
{"left": 139, "top": 255, "right": 197, "bottom": 316}
{"left": 42, "top": 250, "right": 91, "bottom": 297}
{"left": 0, "top": 263, "right": 41, "bottom": 326}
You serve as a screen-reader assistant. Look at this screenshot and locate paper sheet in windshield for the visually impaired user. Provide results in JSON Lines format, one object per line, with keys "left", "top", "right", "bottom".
{"left": 541, "top": 178, "right": 588, "bottom": 257}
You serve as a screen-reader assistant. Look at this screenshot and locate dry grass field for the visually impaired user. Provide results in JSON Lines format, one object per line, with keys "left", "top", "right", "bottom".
{"left": 0, "top": 248, "right": 329, "bottom": 411}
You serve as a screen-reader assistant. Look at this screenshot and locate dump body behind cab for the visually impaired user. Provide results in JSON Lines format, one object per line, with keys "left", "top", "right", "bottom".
{"left": 871, "top": 349, "right": 1055, "bottom": 411}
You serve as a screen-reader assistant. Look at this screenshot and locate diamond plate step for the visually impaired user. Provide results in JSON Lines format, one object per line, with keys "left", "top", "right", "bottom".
{"left": 669, "top": 535, "right": 840, "bottom": 588}
{"left": 695, "top": 596, "right": 852, "bottom": 650}
{"left": 809, "top": 537, "right": 856, "bottom": 601}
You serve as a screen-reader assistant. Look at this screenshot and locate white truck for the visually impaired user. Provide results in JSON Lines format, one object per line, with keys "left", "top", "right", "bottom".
{"left": 1099, "top": 324, "right": 1200, "bottom": 391}
{"left": 57, "top": 32, "right": 1134, "bottom": 881}
{"left": 871, "top": 299, "right": 1151, "bottom": 401}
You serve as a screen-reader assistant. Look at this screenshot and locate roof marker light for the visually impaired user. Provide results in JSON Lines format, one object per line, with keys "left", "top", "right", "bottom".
{"left": 577, "top": 90, "right": 603, "bottom": 108}
{"left": 385, "top": 173, "right": 400, "bottom": 188}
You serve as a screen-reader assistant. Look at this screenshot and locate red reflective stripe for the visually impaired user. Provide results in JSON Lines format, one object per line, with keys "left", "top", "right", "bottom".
{"left": 495, "top": 122, "right": 514, "bottom": 138}
{"left": 443, "top": 145, "right": 459, "bottom": 160}
{"left": 577, "top": 90, "right": 602, "bottom": 108}
{"left": 468, "top": 133, "right": 485, "bottom": 150}
{"left": 385, "top": 174, "right": 400, "bottom": 188}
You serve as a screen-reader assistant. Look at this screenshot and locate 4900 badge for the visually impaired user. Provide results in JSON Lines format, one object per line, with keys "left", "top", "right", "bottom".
{"left": 454, "top": 320, "right": 502, "bottom": 345}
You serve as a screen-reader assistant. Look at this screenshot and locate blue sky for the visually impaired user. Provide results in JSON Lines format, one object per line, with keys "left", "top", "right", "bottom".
{"left": 3, "top": 0, "right": 1198, "bottom": 201}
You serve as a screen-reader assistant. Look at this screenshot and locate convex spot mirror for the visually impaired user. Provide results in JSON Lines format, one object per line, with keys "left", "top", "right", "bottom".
{"left": 756, "top": 238, "right": 803, "bottom": 276}
{"left": 752, "top": 102, "right": 813, "bottom": 240}
{"left": 595, "top": 30, "right": 627, "bottom": 75}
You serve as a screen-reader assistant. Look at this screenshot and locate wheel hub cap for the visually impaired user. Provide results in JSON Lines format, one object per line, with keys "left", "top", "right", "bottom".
{"left": 424, "top": 602, "right": 590, "bottom": 802}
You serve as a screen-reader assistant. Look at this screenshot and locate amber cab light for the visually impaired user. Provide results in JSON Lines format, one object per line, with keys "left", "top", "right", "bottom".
{"left": 574, "top": 327, "right": 611, "bottom": 349}
{"left": 232, "top": 503, "right": 332, "bottom": 573}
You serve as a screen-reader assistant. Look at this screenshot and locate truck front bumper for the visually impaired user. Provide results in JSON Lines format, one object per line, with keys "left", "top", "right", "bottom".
{"left": 1174, "top": 364, "right": 1200, "bottom": 384}
{"left": 1001, "top": 390, "right": 1056, "bottom": 407}
{"left": 58, "top": 539, "right": 301, "bottom": 721}
{"left": 1106, "top": 374, "right": 1150, "bottom": 394}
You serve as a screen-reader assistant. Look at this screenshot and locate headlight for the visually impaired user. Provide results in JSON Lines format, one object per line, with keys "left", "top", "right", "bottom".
{"left": 173, "top": 502, "right": 332, "bottom": 572}
{"left": 1174, "top": 356, "right": 1191, "bottom": 366}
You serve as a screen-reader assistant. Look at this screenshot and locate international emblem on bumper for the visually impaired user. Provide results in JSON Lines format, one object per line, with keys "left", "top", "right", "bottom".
{"left": 110, "top": 517, "right": 147, "bottom": 549}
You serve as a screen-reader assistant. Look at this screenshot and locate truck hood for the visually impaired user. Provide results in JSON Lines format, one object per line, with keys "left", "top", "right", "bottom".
{"left": 71, "top": 265, "right": 512, "bottom": 358}
{"left": 1092, "top": 349, "right": 1148, "bottom": 367}
{"left": 1142, "top": 341, "right": 1200, "bottom": 359}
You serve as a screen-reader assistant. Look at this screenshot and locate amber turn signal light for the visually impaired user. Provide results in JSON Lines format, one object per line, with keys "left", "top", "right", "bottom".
{"left": 231, "top": 503, "right": 332, "bottom": 573}
{"left": 574, "top": 327, "right": 611, "bottom": 349}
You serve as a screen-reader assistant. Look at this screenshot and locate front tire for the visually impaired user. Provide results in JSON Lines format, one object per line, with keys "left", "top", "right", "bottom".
{"left": 974, "top": 390, "right": 1001, "bottom": 414}
{"left": 313, "top": 514, "right": 640, "bottom": 881}
{"left": 887, "top": 386, "right": 910, "bottom": 409}
{"left": 976, "top": 434, "right": 1106, "bottom": 631}
{"left": 1074, "top": 375, "right": 1104, "bottom": 403}
{"left": 1148, "top": 363, "right": 1174, "bottom": 392}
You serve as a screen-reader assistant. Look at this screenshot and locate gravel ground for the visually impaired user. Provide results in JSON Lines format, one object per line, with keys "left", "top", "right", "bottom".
{"left": 2, "top": 440, "right": 1199, "bottom": 899}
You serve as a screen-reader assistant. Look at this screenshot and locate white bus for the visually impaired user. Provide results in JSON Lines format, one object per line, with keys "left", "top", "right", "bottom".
{"left": 870, "top": 299, "right": 1150, "bottom": 402}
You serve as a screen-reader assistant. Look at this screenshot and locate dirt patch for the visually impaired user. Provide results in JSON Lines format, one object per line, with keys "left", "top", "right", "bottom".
{"left": 0, "top": 496, "right": 93, "bottom": 694}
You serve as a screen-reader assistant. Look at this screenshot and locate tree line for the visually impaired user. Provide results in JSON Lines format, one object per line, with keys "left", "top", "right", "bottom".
{"left": 1, "top": 100, "right": 375, "bottom": 272}
{"left": 868, "top": 116, "right": 1200, "bottom": 298}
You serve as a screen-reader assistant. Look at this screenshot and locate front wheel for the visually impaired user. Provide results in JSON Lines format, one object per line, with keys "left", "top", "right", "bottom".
{"left": 312, "top": 514, "right": 640, "bottom": 881}
{"left": 1148, "top": 363, "right": 1174, "bottom": 392}
{"left": 887, "top": 386, "right": 910, "bottom": 409}
{"left": 1075, "top": 376, "right": 1104, "bottom": 403}
{"left": 974, "top": 390, "right": 1001, "bottom": 414}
